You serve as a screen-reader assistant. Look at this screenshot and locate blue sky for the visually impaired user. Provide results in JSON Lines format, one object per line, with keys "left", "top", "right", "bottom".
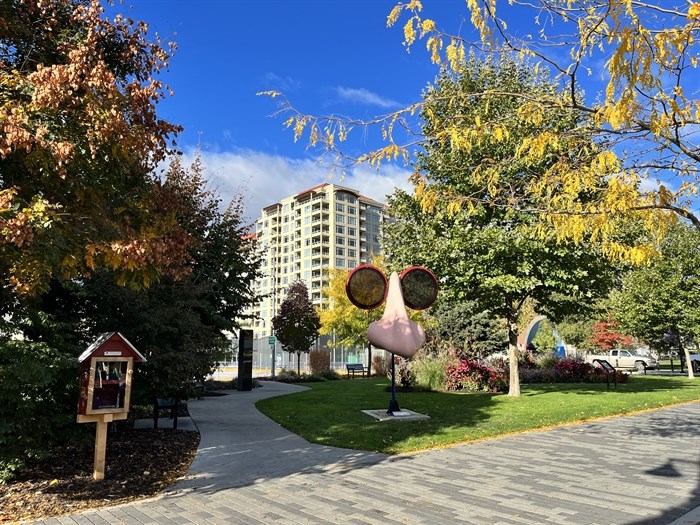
{"left": 113, "top": 0, "right": 474, "bottom": 219}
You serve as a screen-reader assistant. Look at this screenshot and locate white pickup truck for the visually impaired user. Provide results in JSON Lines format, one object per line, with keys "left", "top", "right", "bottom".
{"left": 585, "top": 349, "right": 658, "bottom": 371}
{"left": 691, "top": 354, "right": 700, "bottom": 372}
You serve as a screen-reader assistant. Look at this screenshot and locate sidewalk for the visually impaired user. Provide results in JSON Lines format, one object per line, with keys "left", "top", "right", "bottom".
{"left": 32, "top": 382, "right": 700, "bottom": 525}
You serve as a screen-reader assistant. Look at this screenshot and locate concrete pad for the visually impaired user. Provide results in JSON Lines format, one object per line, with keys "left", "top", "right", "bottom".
{"left": 361, "top": 408, "right": 430, "bottom": 421}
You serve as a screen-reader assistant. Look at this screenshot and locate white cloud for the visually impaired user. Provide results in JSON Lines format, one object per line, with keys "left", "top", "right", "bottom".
{"left": 178, "top": 149, "right": 414, "bottom": 224}
{"left": 336, "top": 86, "right": 401, "bottom": 109}
{"left": 261, "top": 72, "right": 301, "bottom": 92}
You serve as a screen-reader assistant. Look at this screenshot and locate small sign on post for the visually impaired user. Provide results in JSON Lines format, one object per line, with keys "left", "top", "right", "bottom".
{"left": 269, "top": 336, "right": 277, "bottom": 378}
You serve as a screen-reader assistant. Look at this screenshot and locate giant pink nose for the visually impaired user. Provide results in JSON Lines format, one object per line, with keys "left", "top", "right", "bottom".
{"left": 367, "top": 271, "right": 425, "bottom": 358}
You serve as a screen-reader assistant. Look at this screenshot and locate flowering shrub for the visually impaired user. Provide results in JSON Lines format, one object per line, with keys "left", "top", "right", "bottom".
{"left": 516, "top": 356, "right": 630, "bottom": 384}
{"left": 372, "top": 355, "right": 390, "bottom": 377}
{"left": 444, "top": 358, "right": 507, "bottom": 393}
{"left": 553, "top": 358, "right": 593, "bottom": 381}
{"left": 518, "top": 367, "right": 559, "bottom": 384}
{"left": 589, "top": 367, "right": 630, "bottom": 383}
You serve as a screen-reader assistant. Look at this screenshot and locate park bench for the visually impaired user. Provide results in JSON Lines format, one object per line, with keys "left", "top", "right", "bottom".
{"left": 153, "top": 397, "right": 181, "bottom": 429}
{"left": 346, "top": 363, "right": 367, "bottom": 378}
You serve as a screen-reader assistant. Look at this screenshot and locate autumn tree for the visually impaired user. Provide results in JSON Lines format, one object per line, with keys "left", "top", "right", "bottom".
{"left": 1, "top": 0, "right": 187, "bottom": 300}
{"left": 587, "top": 320, "right": 632, "bottom": 352}
{"left": 382, "top": 57, "right": 614, "bottom": 396}
{"left": 0, "top": 0, "right": 191, "bottom": 480}
{"left": 319, "top": 269, "right": 375, "bottom": 348}
{"left": 273, "top": 280, "right": 321, "bottom": 375}
{"left": 264, "top": 0, "right": 699, "bottom": 263}
{"left": 0, "top": 155, "right": 262, "bottom": 478}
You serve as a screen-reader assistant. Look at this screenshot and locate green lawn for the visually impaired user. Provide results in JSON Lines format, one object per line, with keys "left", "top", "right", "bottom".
{"left": 256, "top": 375, "right": 700, "bottom": 454}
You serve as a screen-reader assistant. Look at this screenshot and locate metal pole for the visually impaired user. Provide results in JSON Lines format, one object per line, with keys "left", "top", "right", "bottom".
{"left": 271, "top": 342, "right": 276, "bottom": 378}
{"left": 387, "top": 353, "right": 399, "bottom": 415}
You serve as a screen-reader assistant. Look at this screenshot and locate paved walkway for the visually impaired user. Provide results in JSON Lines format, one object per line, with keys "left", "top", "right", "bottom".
{"left": 32, "top": 382, "right": 700, "bottom": 525}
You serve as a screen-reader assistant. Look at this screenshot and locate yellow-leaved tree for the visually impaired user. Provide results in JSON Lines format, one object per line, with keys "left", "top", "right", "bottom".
{"left": 261, "top": 0, "right": 700, "bottom": 263}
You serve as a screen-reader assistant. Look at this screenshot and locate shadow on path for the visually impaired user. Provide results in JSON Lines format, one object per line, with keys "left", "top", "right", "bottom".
{"left": 167, "top": 381, "right": 389, "bottom": 495}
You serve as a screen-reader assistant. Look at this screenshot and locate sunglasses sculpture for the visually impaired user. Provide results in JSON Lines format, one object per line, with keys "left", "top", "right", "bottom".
{"left": 345, "top": 265, "right": 438, "bottom": 358}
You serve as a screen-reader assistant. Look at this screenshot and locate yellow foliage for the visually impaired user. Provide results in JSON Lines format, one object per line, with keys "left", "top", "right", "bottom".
{"left": 404, "top": 17, "right": 417, "bottom": 46}
{"left": 293, "top": 117, "right": 306, "bottom": 142}
{"left": 426, "top": 36, "right": 442, "bottom": 64}
{"left": 689, "top": 3, "right": 700, "bottom": 19}
{"left": 256, "top": 90, "right": 281, "bottom": 98}
{"left": 421, "top": 19, "right": 436, "bottom": 35}
{"left": 309, "top": 124, "right": 319, "bottom": 147}
{"left": 387, "top": 4, "right": 403, "bottom": 27}
{"left": 445, "top": 39, "right": 465, "bottom": 71}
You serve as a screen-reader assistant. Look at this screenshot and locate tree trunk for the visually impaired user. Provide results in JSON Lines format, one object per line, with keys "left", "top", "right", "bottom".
{"left": 680, "top": 340, "right": 695, "bottom": 379}
{"left": 297, "top": 351, "right": 301, "bottom": 375}
{"left": 507, "top": 319, "right": 521, "bottom": 397}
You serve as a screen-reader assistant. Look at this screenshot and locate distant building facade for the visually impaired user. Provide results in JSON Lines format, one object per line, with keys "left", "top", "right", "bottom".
{"left": 245, "top": 183, "right": 389, "bottom": 340}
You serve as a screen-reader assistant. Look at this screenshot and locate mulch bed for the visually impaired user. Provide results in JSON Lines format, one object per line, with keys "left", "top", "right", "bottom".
{"left": 0, "top": 425, "right": 199, "bottom": 523}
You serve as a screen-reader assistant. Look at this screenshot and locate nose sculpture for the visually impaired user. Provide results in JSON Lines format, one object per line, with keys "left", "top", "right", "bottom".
{"left": 367, "top": 271, "right": 425, "bottom": 358}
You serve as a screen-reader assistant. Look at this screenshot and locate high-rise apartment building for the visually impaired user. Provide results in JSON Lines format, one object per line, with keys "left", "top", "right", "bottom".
{"left": 246, "top": 183, "right": 388, "bottom": 339}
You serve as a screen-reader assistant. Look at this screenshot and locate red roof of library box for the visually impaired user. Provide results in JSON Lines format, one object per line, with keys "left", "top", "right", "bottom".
{"left": 78, "top": 332, "right": 146, "bottom": 363}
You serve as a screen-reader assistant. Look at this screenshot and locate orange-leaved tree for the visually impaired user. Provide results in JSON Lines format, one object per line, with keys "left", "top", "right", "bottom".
{"left": 1, "top": 0, "right": 188, "bottom": 299}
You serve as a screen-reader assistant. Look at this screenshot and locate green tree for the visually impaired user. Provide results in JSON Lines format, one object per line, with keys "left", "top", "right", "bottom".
{"left": 383, "top": 57, "right": 614, "bottom": 396}
{"left": 556, "top": 315, "right": 597, "bottom": 353}
{"left": 611, "top": 224, "right": 700, "bottom": 378}
{"left": 429, "top": 298, "right": 506, "bottom": 359}
{"left": 273, "top": 281, "right": 321, "bottom": 375}
{"left": 531, "top": 319, "right": 557, "bottom": 354}
{"left": 0, "top": 155, "right": 262, "bottom": 479}
{"left": 84, "top": 155, "right": 263, "bottom": 398}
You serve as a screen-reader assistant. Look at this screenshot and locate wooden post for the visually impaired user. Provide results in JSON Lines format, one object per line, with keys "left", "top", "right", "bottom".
{"left": 93, "top": 414, "right": 112, "bottom": 480}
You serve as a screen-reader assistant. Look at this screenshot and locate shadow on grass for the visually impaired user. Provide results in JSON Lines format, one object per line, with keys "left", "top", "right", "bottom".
{"left": 259, "top": 375, "right": 700, "bottom": 457}
{"left": 522, "top": 375, "right": 700, "bottom": 396}
{"left": 257, "top": 378, "right": 505, "bottom": 454}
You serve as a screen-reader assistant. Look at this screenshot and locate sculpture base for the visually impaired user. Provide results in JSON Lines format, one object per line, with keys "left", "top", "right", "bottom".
{"left": 361, "top": 409, "right": 431, "bottom": 422}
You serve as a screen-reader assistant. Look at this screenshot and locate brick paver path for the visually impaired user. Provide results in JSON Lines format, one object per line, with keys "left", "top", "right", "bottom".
{"left": 31, "top": 383, "right": 700, "bottom": 525}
